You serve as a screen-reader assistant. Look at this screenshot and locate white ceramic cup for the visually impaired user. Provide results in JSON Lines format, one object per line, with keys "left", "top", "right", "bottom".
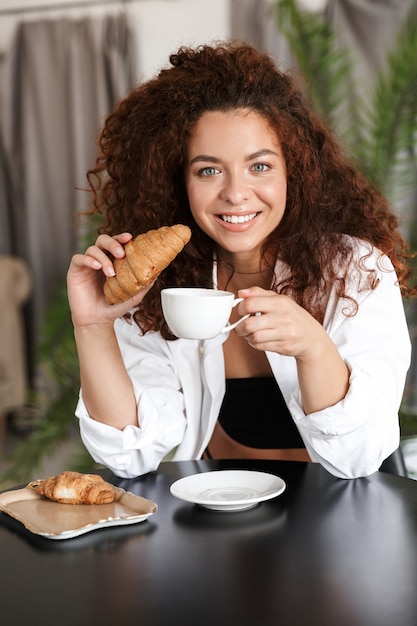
{"left": 161, "top": 288, "right": 250, "bottom": 339}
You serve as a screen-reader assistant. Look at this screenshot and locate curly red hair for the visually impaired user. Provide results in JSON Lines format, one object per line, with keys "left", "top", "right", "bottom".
{"left": 86, "top": 41, "right": 415, "bottom": 339}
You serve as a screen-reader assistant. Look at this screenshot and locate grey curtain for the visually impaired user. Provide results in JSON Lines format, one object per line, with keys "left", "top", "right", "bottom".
{"left": 0, "top": 126, "right": 23, "bottom": 257}
{"left": 2, "top": 13, "right": 136, "bottom": 361}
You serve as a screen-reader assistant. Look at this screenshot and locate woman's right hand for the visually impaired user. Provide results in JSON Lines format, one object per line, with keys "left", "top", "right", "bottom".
{"left": 67, "top": 232, "right": 154, "bottom": 328}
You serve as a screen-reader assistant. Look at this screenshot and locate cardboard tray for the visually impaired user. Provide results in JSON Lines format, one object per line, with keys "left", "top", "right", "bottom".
{"left": 0, "top": 484, "right": 157, "bottom": 540}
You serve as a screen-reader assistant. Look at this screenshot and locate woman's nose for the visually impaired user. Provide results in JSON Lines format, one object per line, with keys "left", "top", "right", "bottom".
{"left": 219, "top": 172, "right": 250, "bottom": 204}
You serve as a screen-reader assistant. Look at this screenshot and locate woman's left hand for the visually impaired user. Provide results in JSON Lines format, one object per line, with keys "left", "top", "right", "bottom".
{"left": 234, "top": 286, "right": 326, "bottom": 361}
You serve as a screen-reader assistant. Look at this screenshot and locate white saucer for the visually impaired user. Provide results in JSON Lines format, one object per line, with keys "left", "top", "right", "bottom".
{"left": 170, "top": 470, "right": 286, "bottom": 511}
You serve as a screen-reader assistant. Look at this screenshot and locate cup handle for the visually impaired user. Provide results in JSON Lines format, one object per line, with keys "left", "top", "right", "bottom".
{"left": 220, "top": 298, "right": 250, "bottom": 333}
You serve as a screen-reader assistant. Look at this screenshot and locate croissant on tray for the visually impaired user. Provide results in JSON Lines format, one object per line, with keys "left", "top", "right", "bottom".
{"left": 29, "top": 471, "right": 115, "bottom": 505}
{"left": 103, "top": 224, "right": 191, "bottom": 305}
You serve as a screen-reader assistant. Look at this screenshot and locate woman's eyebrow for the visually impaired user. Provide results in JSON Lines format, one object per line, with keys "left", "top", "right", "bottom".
{"left": 247, "top": 149, "right": 279, "bottom": 160}
{"left": 188, "top": 154, "right": 220, "bottom": 165}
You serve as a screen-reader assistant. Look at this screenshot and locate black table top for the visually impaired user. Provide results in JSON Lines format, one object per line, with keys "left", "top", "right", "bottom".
{"left": 1, "top": 459, "right": 417, "bottom": 626}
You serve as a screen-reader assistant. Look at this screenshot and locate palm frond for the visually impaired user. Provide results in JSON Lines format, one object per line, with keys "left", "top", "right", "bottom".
{"left": 275, "top": 0, "right": 417, "bottom": 201}
{"left": 357, "top": 6, "right": 417, "bottom": 195}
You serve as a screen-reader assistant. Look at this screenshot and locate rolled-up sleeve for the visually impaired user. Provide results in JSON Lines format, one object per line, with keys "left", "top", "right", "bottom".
{"left": 76, "top": 322, "right": 188, "bottom": 478}
{"left": 290, "top": 251, "right": 411, "bottom": 479}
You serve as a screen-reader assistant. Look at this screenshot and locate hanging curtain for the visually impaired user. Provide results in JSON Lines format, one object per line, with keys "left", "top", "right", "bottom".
{"left": 0, "top": 126, "right": 23, "bottom": 257}
{"left": 230, "top": 0, "right": 296, "bottom": 67}
{"left": 4, "top": 12, "right": 136, "bottom": 361}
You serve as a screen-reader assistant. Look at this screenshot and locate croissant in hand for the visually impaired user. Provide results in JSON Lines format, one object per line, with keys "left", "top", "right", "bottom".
{"left": 103, "top": 224, "right": 191, "bottom": 305}
{"left": 30, "top": 471, "right": 115, "bottom": 505}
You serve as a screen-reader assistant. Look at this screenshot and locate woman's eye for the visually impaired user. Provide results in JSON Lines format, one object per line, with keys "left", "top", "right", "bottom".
{"left": 199, "top": 167, "right": 219, "bottom": 177}
{"left": 253, "top": 163, "right": 269, "bottom": 172}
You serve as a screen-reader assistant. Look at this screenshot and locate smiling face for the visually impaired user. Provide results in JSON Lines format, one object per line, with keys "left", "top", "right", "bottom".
{"left": 185, "top": 108, "right": 287, "bottom": 268}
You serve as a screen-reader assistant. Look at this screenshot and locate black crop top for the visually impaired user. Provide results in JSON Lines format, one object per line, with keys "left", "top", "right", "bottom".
{"left": 217, "top": 377, "right": 305, "bottom": 449}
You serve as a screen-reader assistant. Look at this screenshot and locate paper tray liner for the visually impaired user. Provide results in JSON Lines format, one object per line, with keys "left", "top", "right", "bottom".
{"left": 0, "top": 484, "right": 157, "bottom": 538}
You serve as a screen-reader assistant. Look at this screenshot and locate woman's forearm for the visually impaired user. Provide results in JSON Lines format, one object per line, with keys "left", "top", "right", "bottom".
{"left": 74, "top": 324, "right": 139, "bottom": 430}
{"left": 296, "top": 334, "right": 350, "bottom": 415}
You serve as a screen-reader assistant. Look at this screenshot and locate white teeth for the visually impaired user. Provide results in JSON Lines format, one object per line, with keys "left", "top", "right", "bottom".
{"left": 221, "top": 213, "right": 257, "bottom": 224}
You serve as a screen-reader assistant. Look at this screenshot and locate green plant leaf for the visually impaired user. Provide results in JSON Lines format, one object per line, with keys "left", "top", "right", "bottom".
{"left": 356, "top": 7, "right": 417, "bottom": 196}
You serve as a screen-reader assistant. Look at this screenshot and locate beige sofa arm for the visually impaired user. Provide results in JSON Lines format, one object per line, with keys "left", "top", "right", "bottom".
{"left": 0, "top": 256, "right": 32, "bottom": 451}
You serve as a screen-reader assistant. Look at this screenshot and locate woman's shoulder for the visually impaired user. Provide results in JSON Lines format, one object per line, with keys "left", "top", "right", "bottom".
{"left": 273, "top": 235, "right": 394, "bottom": 279}
{"left": 343, "top": 235, "right": 394, "bottom": 273}
{"left": 337, "top": 236, "right": 400, "bottom": 304}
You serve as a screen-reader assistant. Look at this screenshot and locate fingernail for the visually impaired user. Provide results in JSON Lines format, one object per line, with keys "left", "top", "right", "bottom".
{"left": 106, "top": 267, "right": 116, "bottom": 277}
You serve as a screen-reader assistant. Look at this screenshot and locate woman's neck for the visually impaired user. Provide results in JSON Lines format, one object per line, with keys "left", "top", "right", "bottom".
{"left": 217, "top": 259, "right": 274, "bottom": 292}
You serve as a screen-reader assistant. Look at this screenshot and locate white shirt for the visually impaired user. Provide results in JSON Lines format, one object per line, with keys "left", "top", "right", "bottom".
{"left": 76, "top": 239, "right": 411, "bottom": 479}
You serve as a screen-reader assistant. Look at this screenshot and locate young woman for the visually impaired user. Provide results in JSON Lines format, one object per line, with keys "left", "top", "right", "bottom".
{"left": 67, "top": 41, "right": 414, "bottom": 479}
